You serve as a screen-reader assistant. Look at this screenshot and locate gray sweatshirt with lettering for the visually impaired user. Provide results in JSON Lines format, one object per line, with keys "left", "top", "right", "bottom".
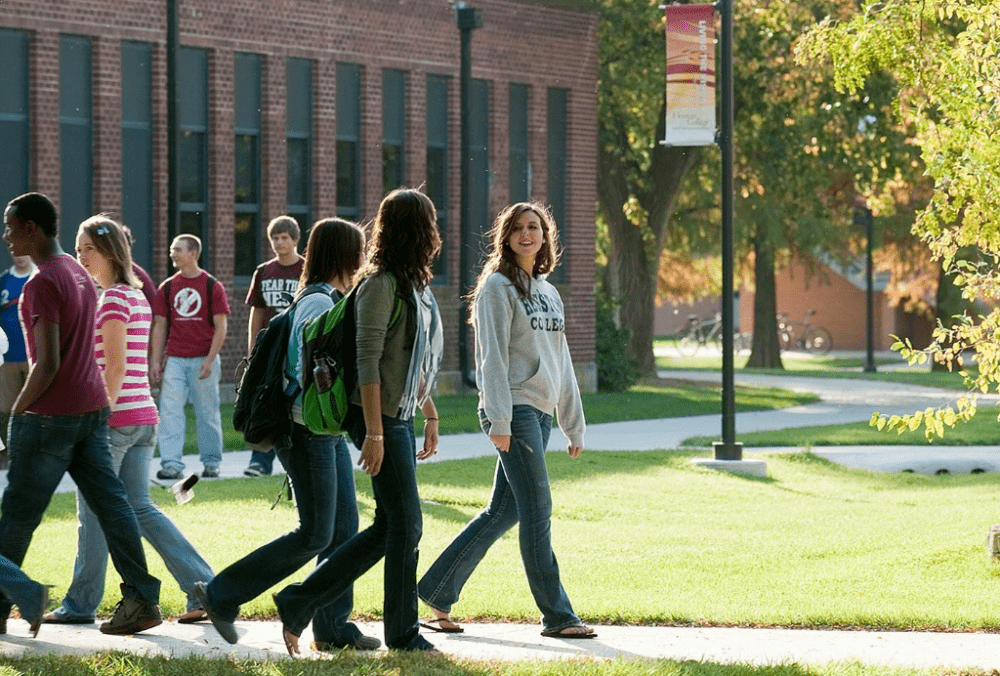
{"left": 473, "top": 270, "right": 585, "bottom": 447}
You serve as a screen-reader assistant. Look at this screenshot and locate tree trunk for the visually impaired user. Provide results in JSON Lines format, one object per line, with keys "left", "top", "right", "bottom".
{"left": 745, "top": 231, "right": 784, "bottom": 369}
{"left": 604, "top": 210, "right": 658, "bottom": 374}
{"left": 931, "top": 261, "right": 969, "bottom": 371}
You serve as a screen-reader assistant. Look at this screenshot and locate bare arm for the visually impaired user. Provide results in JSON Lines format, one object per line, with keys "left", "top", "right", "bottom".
{"left": 12, "top": 317, "right": 59, "bottom": 415}
{"left": 149, "top": 315, "right": 167, "bottom": 385}
{"left": 247, "top": 306, "right": 266, "bottom": 354}
{"left": 100, "top": 318, "right": 127, "bottom": 407}
{"left": 358, "top": 382, "right": 384, "bottom": 476}
{"left": 200, "top": 314, "right": 228, "bottom": 379}
{"left": 416, "top": 394, "right": 439, "bottom": 460}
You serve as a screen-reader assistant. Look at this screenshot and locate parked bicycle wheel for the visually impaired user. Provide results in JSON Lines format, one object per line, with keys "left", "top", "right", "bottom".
{"left": 678, "top": 330, "right": 701, "bottom": 356}
{"left": 802, "top": 326, "right": 833, "bottom": 355}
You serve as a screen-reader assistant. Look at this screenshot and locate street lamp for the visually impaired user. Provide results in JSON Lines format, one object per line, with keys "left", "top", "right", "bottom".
{"left": 853, "top": 198, "right": 876, "bottom": 373}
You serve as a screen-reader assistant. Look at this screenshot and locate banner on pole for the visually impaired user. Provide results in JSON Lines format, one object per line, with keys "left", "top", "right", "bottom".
{"left": 664, "top": 4, "right": 717, "bottom": 146}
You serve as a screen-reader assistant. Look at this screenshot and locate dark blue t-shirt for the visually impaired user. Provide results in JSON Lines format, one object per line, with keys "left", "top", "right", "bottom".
{"left": 0, "top": 268, "right": 31, "bottom": 362}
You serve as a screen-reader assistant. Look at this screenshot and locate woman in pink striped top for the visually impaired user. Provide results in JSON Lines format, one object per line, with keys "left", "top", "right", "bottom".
{"left": 44, "top": 216, "right": 214, "bottom": 625}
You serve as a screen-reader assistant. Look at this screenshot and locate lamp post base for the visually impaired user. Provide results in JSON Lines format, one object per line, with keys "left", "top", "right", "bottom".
{"left": 712, "top": 440, "right": 743, "bottom": 461}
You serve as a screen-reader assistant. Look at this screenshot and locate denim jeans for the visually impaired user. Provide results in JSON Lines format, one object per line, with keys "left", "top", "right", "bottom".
{"left": 247, "top": 448, "right": 275, "bottom": 474}
{"left": 50, "top": 424, "right": 214, "bottom": 621}
{"left": 0, "top": 553, "right": 45, "bottom": 623}
{"left": 418, "top": 405, "right": 580, "bottom": 632}
{"left": 204, "top": 424, "right": 363, "bottom": 645}
{"left": 0, "top": 410, "right": 160, "bottom": 616}
{"left": 157, "top": 355, "right": 223, "bottom": 471}
{"left": 275, "top": 415, "right": 429, "bottom": 651}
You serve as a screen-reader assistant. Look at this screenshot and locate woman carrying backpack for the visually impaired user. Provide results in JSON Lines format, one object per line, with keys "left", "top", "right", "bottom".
{"left": 196, "top": 218, "right": 380, "bottom": 651}
{"left": 417, "top": 202, "right": 595, "bottom": 639}
{"left": 275, "top": 188, "right": 444, "bottom": 655}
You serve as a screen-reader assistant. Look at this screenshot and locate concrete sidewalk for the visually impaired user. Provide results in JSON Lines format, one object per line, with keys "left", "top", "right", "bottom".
{"left": 2, "top": 617, "right": 1000, "bottom": 669}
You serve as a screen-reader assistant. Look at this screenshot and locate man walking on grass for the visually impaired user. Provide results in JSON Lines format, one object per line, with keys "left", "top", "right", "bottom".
{"left": 150, "top": 234, "right": 230, "bottom": 480}
{"left": 0, "top": 192, "right": 162, "bottom": 635}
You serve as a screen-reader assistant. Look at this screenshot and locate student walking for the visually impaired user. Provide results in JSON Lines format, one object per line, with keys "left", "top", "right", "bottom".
{"left": 150, "top": 235, "right": 230, "bottom": 479}
{"left": 0, "top": 193, "right": 162, "bottom": 635}
{"left": 242, "top": 215, "right": 305, "bottom": 477}
{"left": 273, "top": 188, "right": 444, "bottom": 655}
{"left": 418, "top": 202, "right": 595, "bottom": 639}
{"left": 0, "top": 254, "right": 34, "bottom": 455}
{"left": 44, "top": 216, "right": 214, "bottom": 625}
{"left": 196, "top": 218, "right": 378, "bottom": 651}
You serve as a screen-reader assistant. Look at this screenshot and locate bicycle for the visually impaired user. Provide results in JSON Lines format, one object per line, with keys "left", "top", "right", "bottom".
{"left": 678, "top": 313, "right": 722, "bottom": 356}
{"left": 776, "top": 309, "right": 833, "bottom": 355}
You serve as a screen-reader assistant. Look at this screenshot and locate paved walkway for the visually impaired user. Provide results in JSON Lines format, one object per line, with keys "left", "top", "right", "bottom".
{"left": 3, "top": 354, "right": 1000, "bottom": 667}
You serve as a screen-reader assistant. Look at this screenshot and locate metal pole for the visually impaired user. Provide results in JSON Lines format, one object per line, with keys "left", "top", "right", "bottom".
{"left": 455, "top": 4, "right": 482, "bottom": 390}
{"left": 167, "top": 0, "right": 179, "bottom": 261}
{"left": 713, "top": 0, "right": 742, "bottom": 461}
{"left": 864, "top": 205, "right": 877, "bottom": 373}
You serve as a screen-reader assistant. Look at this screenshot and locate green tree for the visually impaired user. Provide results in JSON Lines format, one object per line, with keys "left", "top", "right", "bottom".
{"left": 799, "top": 0, "right": 1000, "bottom": 435}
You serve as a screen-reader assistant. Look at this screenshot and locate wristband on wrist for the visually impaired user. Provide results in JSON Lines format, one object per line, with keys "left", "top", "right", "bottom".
{"left": 367, "top": 434, "right": 384, "bottom": 442}
{"left": 424, "top": 417, "right": 438, "bottom": 421}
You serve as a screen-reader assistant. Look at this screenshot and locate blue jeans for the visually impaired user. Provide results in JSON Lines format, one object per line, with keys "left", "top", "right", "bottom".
{"left": 51, "top": 424, "right": 214, "bottom": 620}
{"left": 418, "top": 405, "right": 580, "bottom": 632}
{"left": 203, "top": 425, "right": 363, "bottom": 645}
{"left": 0, "top": 553, "right": 45, "bottom": 624}
{"left": 157, "top": 355, "right": 223, "bottom": 471}
{"left": 275, "top": 415, "right": 429, "bottom": 651}
{"left": 0, "top": 410, "right": 161, "bottom": 616}
{"left": 247, "top": 448, "right": 275, "bottom": 474}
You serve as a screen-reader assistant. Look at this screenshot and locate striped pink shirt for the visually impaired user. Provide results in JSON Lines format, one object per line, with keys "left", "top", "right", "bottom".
{"left": 95, "top": 284, "right": 159, "bottom": 427}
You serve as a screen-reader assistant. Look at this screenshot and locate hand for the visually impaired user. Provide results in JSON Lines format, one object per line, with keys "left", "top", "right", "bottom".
{"left": 359, "top": 437, "right": 384, "bottom": 476}
{"left": 567, "top": 444, "right": 583, "bottom": 459}
{"left": 417, "top": 419, "right": 439, "bottom": 460}
{"left": 149, "top": 360, "right": 163, "bottom": 386}
{"left": 490, "top": 433, "right": 511, "bottom": 452}
{"left": 199, "top": 357, "right": 213, "bottom": 380}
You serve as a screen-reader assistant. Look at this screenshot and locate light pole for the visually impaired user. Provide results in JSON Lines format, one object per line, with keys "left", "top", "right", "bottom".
{"left": 854, "top": 199, "right": 876, "bottom": 373}
{"left": 455, "top": 2, "right": 483, "bottom": 390}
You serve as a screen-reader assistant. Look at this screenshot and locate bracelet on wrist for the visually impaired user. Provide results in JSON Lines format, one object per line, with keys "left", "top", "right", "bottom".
{"left": 424, "top": 417, "right": 438, "bottom": 422}
{"left": 367, "top": 434, "right": 384, "bottom": 442}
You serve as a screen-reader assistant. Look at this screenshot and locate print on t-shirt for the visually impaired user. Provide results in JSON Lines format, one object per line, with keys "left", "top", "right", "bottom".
{"left": 174, "top": 287, "right": 203, "bottom": 318}
{"left": 259, "top": 277, "right": 299, "bottom": 309}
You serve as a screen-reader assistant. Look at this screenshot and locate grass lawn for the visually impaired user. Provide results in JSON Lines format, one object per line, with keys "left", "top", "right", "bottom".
{"left": 682, "top": 405, "right": 1000, "bottom": 447}
{"left": 0, "top": 654, "right": 949, "bottom": 676}
{"left": 185, "top": 381, "right": 817, "bottom": 455}
{"left": 23, "top": 449, "right": 1000, "bottom": 632}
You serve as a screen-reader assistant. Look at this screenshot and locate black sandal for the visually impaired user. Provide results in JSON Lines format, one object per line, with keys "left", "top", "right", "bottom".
{"left": 541, "top": 624, "right": 597, "bottom": 639}
{"left": 419, "top": 617, "right": 464, "bottom": 634}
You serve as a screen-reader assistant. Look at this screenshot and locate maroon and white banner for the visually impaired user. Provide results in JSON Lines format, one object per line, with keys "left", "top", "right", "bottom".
{"left": 664, "top": 4, "right": 717, "bottom": 146}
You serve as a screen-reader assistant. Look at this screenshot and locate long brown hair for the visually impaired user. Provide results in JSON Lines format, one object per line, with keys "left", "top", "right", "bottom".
{"left": 299, "top": 218, "right": 364, "bottom": 290}
{"left": 468, "top": 202, "right": 561, "bottom": 320}
{"left": 77, "top": 215, "right": 141, "bottom": 288}
{"left": 354, "top": 188, "right": 441, "bottom": 296}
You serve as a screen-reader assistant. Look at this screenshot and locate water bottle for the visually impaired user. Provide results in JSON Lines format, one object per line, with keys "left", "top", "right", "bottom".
{"left": 313, "top": 356, "right": 333, "bottom": 393}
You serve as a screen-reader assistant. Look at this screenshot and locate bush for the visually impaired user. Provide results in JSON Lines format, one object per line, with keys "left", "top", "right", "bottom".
{"left": 595, "top": 303, "right": 640, "bottom": 392}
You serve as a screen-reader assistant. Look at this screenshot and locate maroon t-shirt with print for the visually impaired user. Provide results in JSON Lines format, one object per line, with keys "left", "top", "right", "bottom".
{"left": 245, "top": 257, "right": 304, "bottom": 324}
{"left": 153, "top": 271, "right": 231, "bottom": 358}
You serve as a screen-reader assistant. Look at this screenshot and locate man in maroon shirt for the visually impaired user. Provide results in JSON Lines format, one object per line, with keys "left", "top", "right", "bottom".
{"left": 0, "top": 192, "right": 162, "bottom": 635}
{"left": 242, "top": 215, "right": 303, "bottom": 477}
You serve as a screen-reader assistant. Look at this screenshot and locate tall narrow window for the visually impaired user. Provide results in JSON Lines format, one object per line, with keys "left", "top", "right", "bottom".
{"left": 426, "top": 74, "right": 449, "bottom": 280}
{"left": 286, "top": 58, "right": 312, "bottom": 236}
{"left": 469, "top": 79, "right": 490, "bottom": 235}
{"left": 60, "top": 35, "right": 92, "bottom": 255}
{"left": 122, "top": 41, "right": 153, "bottom": 271}
{"left": 509, "top": 83, "right": 530, "bottom": 203}
{"left": 336, "top": 63, "right": 361, "bottom": 220}
{"left": 176, "top": 47, "right": 209, "bottom": 262}
{"left": 382, "top": 69, "right": 405, "bottom": 194}
{"left": 0, "top": 29, "right": 30, "bottom": 261}
{"left": 547, "top": 87, "right": 567, "bottom": 281}
{"left": 235, "top": 52, "right": 262, "bottom": 279}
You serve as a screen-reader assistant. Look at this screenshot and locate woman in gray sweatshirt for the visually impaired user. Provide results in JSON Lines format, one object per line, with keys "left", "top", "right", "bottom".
{"left": 418, "top": 202, "right": 595, "bottom": 639}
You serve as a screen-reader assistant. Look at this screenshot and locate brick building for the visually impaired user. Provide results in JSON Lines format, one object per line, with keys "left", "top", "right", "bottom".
{"left": 0, "top": 0, "right": 598, "bottom": 393}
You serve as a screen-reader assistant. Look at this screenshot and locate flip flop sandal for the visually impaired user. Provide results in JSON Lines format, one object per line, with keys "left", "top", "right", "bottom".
{"left": 419, "top": 617, "right": 464, "bottom": 633}
{"left": 541, "top": 624, "right": 597, "bottom": 639}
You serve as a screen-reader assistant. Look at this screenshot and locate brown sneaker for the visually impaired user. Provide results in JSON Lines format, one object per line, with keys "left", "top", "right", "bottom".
{"left": 99, "top": 596, "right": 162, "bottom": 635}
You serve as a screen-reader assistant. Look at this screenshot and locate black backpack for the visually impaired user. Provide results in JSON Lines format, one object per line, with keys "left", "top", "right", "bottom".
{"left": 232, "top": 285, "right": 328, "bottom": 451}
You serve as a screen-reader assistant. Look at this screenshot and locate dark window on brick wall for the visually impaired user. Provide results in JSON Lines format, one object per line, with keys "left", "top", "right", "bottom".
{"left": 60, "top": 35, "right": 92, "bottom": 255}
{"left": 426, "top": 74, "right": 448, "bottom": 282}
{"left": 509, "top": 83, "right": 530, "bottom": 204}
{"left": 470, "top": 78, "right": 491, "bottom": 240}
{"left": 176, "top": 47, "right": 209, "bottom": 265}
{"left": 547, "top": 87, "right": 567, "bottom": 282}
{"left": 287, "top": 57, "right": 312, "bottom": 237}
{"left": 382, "top": 69, "right": 405, "bottom": 194}
{"left": 235, "top": 52, "right": 262, "bottom": 280}
{"left": 336, "top": 62, "right": 361, "bottom": 221}
{"left": 122, "top": 41, "right": 153, "bottom": 272}
{"left": 0, "top": 29, "right": 29, "bottom": 269}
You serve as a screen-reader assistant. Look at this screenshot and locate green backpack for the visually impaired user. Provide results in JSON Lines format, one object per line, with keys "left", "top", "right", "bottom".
{"left": 300, "top": 282, "right": 404, "bottom": 436}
